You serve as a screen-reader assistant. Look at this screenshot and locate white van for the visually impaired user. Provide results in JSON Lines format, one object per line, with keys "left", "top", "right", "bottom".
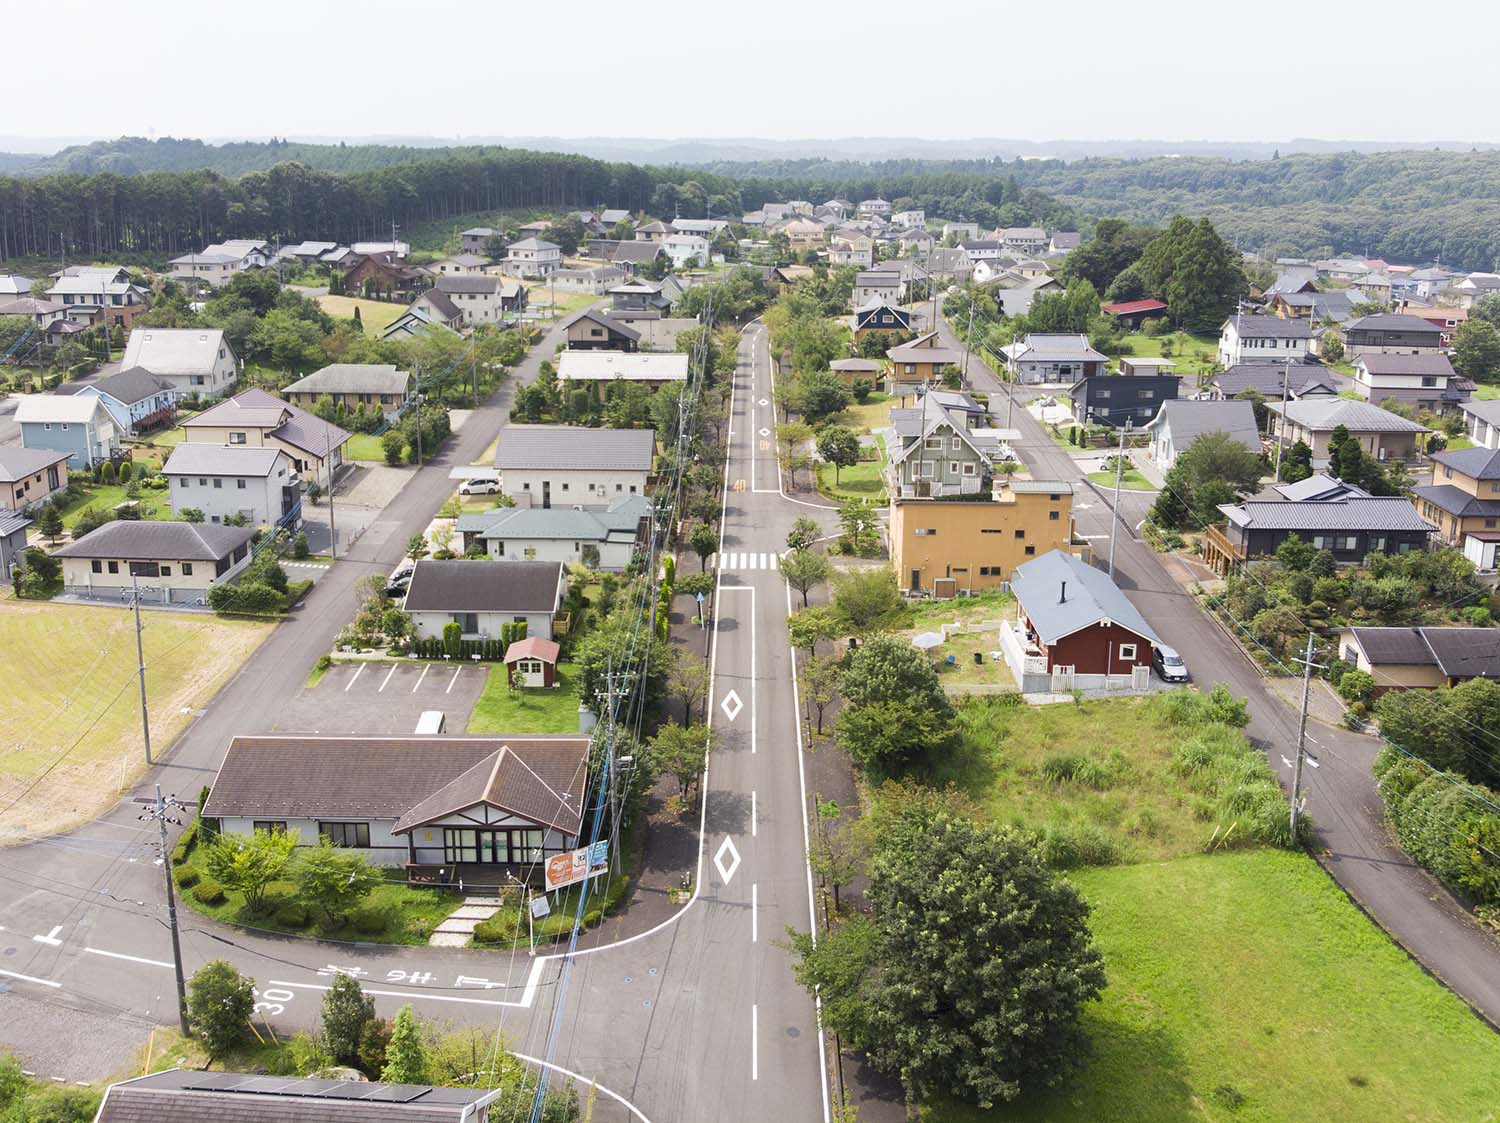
{"left": 415, "top": 710, "right": 446, "bottom": 734}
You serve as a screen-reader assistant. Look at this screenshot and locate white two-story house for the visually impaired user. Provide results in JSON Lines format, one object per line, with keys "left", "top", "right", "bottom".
{"left": 504, "top": 238, "right": 562, "bottom": 278}
{"left": 496, "top": 425, "right": 654, "bottom": 510}
{"left": 1217, "top": 313, "right": 1313, "bottom": 367}
{"left": 121, "top": 328, "right": 240, "bottom": 399}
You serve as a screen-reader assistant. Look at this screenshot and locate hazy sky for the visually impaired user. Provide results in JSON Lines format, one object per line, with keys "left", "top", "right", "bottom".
{"left": 3, "top": 0, "right": 1494, "bottom": 145}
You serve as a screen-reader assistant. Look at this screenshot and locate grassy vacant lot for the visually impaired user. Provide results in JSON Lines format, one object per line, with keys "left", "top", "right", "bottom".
{"left": 526, "top": 286, "right": 599, "bottom": 318}
{"left": 54, "top": 483, "right": 173, "bottom": 531}
{"left": 467, "top": 661, "right": 580, "bottom": 734}
{"left": 1086, "top": 467, "right": 1154, "bottom": 490}
{"left": 345, "top": 432, "right": 386, "bottom": 462}
{"left": 1114, "top": 331, "right": 1219, "bottom": 379}
{"left": 0, "top": 600, "right": 271, "bottom": 837}
{"left": 927, "top": 849, "right": 1500, "bottom": 1123}
{"left": 315, "top": 293, "right": 404, "bottom": 334}
{"left": 842, "top": 392, "right": 894, "bottom": 435}
{"left": 816, "top": 435, "right": 887, "bottom": 503}
{"left": 905, "top": 589, "right": 1016, "bottom": 688}
{"left": 928, "top": 695, "right": 1233, "bottom": 864}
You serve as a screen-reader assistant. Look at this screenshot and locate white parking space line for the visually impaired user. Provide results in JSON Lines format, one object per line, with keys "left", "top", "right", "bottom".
{"left": 0, "top": 968, "right": 60, "bottom": 989}
{"left": 84, "top": 947, "right": 172, "bottom": 969}
{"left": 344, "top": 664, "right": 365, "bottom": 692}
{"left": 378, "top": 665, "right": 397, "bottom": 693}
{"left": 411, "top": 664, "right": 431, "bottom": 693}
{"left": 446, "top": 668, "right": 462, "bottom": 694}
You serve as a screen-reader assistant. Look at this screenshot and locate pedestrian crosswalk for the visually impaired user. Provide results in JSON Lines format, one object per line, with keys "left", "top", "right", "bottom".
{"left": 711, "top": 551, "right": 782, "bottom": 571}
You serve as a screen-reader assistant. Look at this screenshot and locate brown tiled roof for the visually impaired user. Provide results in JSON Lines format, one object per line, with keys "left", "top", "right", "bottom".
{"left": 392, "top": 741, "right": 585, "bottom": 835}
{"left": 202, "top": 735, "right": 589, "bottom": 829}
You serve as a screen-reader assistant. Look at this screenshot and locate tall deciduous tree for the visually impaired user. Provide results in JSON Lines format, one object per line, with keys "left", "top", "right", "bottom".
{"left": 787, "top": 808, "right": 1106, "bottom": 1108}
{"left": 293, "top": 838, "right": 383, "bottom": 924}
{"left": 817, "top": 426, "right": 862, "bottom": 484}
{"left": 202, "top": 828, "right": 298, "bottom": 913}
{"left": 831, "top": 567, "right": 910, "bottom": 634}
{"left": 781, "top": 548, "right": 832, "bottom": 608}
{"left": 689, "top": 522, "right": 719, "bottom": 571}
{"left": 1453, "top": 318, "right": 1500, "bottom": 382}
{"left": 188, "top": 961, "right": 256, "bottom": 1061}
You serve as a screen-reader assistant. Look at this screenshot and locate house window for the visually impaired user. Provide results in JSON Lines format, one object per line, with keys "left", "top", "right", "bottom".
{"left": 925, "top": 437, "right": 943, "bottom": 450}
{"left": 229, "top": 432, "right": 246, "bottom": 444}
{"left": 130, "top": 562, "right": 160, "bottom": 577}
{"left": 252, "top": 821, "right": 287, "bottom": 834}
{"left": 950, "top": 437, "right": 963, "bottom": 451}
{"left": 1119, "top": 643, "right": 1137, "bottom": 661}
{"left": 319, "top": 822, "right": 370, "bottom": 848}
{"left": 914, "top": 528, "right": 936, "bottom": 536}
{"left": 182, "top": 563, "right": 193, "bottom": 576}
{"left": 107, "top": 561, "right": 119, "bottom": 574}
{"left": 1014, "top": 529, "right": 1025, "bottom": 539}
{"left": 161, "top": 566, "right": 171, "bottom": 576}
{"left": 213, "top": 479, "right": 222, "bottom": 488}
{"left": 1024, "top": 545, "right": 1035, "bottom": 555}
{"left": 91, "top": 560, "right": 102, "bottom": 573}
{"left": 236, "top": 479, "right": 246, "bottom": 489}
{"left": 963, "top": 462, "right": 977, "bottom": 476}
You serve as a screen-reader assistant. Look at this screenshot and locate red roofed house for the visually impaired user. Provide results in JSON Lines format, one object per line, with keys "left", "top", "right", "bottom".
{"left": 504, "top": 636, "right": 561, "bottom": 687}
{"left": 1100, "top": 299, "right": 1168, "bottom": 329}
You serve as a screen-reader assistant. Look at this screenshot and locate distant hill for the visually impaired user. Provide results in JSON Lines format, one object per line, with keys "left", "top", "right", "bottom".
{"left": 0, "top": 151, "right": 43, "bottom": 174}
{"left": 11, "top": 136, "right": 469, "bottom": 178}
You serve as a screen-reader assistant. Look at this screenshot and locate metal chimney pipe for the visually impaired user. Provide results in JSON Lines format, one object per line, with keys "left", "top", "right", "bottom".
{"left": 1059, "top": 580, "right": 1067, "bottom": 604}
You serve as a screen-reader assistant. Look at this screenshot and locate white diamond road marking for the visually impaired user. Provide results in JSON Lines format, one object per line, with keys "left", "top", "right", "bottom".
{"left": 720, "top": 689, "right": 743, "bottom": 722}
{"left": 758, "top": 427, "right": 770, "bottom": 437}
{"left": 758, "top": 398, "right": 768, "bottom": 406}
{"left": 714, "top": 836, "right": 742, "bottom": 885}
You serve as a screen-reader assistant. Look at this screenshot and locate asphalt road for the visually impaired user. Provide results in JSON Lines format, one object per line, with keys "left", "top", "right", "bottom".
{"left": 932, "top": 314, "right": 1500, "bottom": 1025}
{"left": 0, "top": 315, "right": 835, "bottom": 1122}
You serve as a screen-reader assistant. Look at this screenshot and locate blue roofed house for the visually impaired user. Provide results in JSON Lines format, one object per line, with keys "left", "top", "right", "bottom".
{"left": 16, "top": 394, "right": 119, "bottom": 469}
{"left": 57, "top": 365, "right": 176, "bottom": 437}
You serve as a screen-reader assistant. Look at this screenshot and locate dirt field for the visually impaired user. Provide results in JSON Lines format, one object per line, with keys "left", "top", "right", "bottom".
{"left": 0, "top": 599, "right": 272, "bottom": 838}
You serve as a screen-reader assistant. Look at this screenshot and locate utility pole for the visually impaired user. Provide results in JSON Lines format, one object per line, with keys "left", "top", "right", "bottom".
{"left": 1273, "top": 361, "right": 1292, "bottom": 481}
{"left": 413, "top": 364, "right": 423, "bottom": 465}
{"left": 325, "top": 423, "right": 337, "bottom": 561}
{"left": 137, "top": 786, "right": 190, "bottom": 1036}
{"left": 961, "top": 299, "right": 974, "bottom": 380}
{"left": 1289, "top": 633, "right": 1322, "bottom": 839}
{"left": 129, "top": 570, "right": 152, "bottom": 765}
{"left": 1107, "top": 421, "right": 1130, "bottom": 580}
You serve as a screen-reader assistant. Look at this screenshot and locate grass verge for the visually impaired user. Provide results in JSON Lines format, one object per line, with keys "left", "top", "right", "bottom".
{"left": 925, "top": 849, "right": 1500, "bottom": 1123}
{"left": 345, "top": 432, "right": 386, "bottom": 462}
{"left": 1087, "top": 468, "right": 1155, "bottom": 490}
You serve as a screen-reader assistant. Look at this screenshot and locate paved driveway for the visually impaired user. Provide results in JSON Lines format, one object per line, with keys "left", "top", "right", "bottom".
{"left": 273, "top": 658, "right": 489, "bottom": 734}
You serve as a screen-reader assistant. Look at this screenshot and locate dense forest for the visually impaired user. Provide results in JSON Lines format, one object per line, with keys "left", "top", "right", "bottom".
{"left": 0, "top": 150, "right": 1074, "bottom": 264}
{"left": 6, "top": 136, "right": 488, "bottom": 178}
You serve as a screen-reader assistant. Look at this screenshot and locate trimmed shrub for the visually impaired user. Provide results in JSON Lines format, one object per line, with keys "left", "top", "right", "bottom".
{"left": 174, "top": 867, "right": 200, "bottom": 890}
{"left": 275, "top": 901, "right": 309, "bottom": 928}
{"left": 349, "top": 904, "right": 390, "bottom": 936}
{"left": 170, "top": 821, "right": 198, "bottom": 865}
{"left": 193, "top": 878, "right": 225, "bottom": 905}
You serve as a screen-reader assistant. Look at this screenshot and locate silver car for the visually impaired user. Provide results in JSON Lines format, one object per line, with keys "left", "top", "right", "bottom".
{"left": 1153, "top": 644, "right": 1189, "bottom": 683}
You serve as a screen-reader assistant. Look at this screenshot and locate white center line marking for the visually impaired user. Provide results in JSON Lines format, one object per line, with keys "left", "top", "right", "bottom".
{"left": 752, "top": 1003, "right": 759, "bottom": 1080}
{"left": 378, "top": 665, "right": 397, "bottom": 693}
{"left": 446, "top": 668, "right": 461, "bottom": 694}
{"left": 269, "top": 979, "right": 529, "bottom": 1009}
{"left": 752, "top": 883, "right": 758, "bottom": 943}
{"left": 0, "top": 968, "right": 60, "bottom": 989}
{"left": 411, "top": 664, "right": 431, "bottom": 693}
{"left": 32, "top": 926, "right": 62, "bottom": 946}
{"left": 343, "top": 663, "right": 365, "bottom": 691}
{"left": 84, "top": 947, "right": 172, "bottom": 969}
{"left": 751, "top": 789, "right": 757, "bottom": 837}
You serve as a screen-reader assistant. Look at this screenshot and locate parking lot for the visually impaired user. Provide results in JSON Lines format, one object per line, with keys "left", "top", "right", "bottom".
{"left": 272, "top": 658, "right": 490, "bottom": 734}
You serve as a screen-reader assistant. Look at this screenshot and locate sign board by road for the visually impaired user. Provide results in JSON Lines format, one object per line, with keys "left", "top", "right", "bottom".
{"left": 543, "top": 840, "right": 610, "bottom": 892}
{"left": 529, "top": 894, "right": 552, "bottom": 920}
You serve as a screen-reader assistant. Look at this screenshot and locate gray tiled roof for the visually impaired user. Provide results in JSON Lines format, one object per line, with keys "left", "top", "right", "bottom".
{"left": 402, "top": 558, "right": 562, "bottom": 613}
{"left": 495, "top": 425, "right": 654, "bottom": 471}
{"left": 162, "top": 444, "right": 287, "bottom": 477}
{"left": 186, "top": 389, "right": 351, "bottom": 456}
{"left": 1227, "top": 313, "right": 1314, "bottom": 340}
{"left": 122, "top": 328, "right": 230, "bottom": 374}
{"left": 434, "top": 274, "right": 501, "bottom": 294}
{"left": 53, "top": 519, "right": 255, "bottom": 560}
{"left": 68, "top": 366, "right": 172, "bottom": 406}
{"left": 1272, "top": 473, "right": 1367, "bottom": 502}
{"left": 563, "top": 308, "right": 641, "bottom": 342}
{"left": 1347, "top": 626, "right": 1500, "bottom": 680}
{"left": 1147, "top": 399, "right": 1261, "bottom": 450}
{"left": 97, "top": 1068, "right": 502, "bottom": 1122}
{"left": 1219, "top": 496, "right": 1435, "bottom": 532}
{"left": 1411, "top": 483, "right": 1500, "bottom": 518}
{"left": 1011, "top": 549, "right": 1160, "bottom": 647}
{"left": 1431, "top": 446, "right": 1500, "bottom": 480}
{"left": 202, "top": 736, "right": 587, "bottom": 830}
{"left": 1266, "top": 397, "right": 1428, "bottom": 433}
{"left": 462, "top": 497, "right": 648, "bottom": 542}
{"left": 0, "top": 447, "right": 69, "bottom": 483}
{"left": 1355, "top": 352, "right": 1456, "bottom": 377}
{"left": 1212, "top": 363, "right": 1332, "bottom": 398}
{"left": 284, "top": 363, "right": 410, "bottom": 396}
{"left": 1345, "top": 313, "right": 1444, "bottom": 334}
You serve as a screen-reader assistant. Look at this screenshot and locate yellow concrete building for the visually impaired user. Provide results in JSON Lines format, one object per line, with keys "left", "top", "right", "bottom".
{"left": 890, "top": 481, "right": 1076, "bottom": 595}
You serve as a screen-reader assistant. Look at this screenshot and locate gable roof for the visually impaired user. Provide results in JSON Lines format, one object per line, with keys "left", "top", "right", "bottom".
{"left": 14, "top": 394, "right": 111, "bottom": 425}
{"left": 122, "top": 328, "right": 231, "bottom": 374}
{"left": 434, "top": 274, "right": 501, "bottom": 295}
{"left": 1271, "top": 473, "right": 1368, "bottom": 502}
{"left": 1011, "top": 549, "right": 1160, "bottom": 647}
{"left": 1212, "top": 363, "right": 1335, "bottom": 399}
{"left": 0, "top": 447, "right": 70, "bottom": 483}
{"left": 608, "top": 240, "right": 663, "bottom": 264}
{"left": 563, "top": 307, "right": 641, "bottom": 342}
{"left": 887, "top": 331, "right": 963, "bottom": 366}
{"left": 495, "top": 425, "right": 654, "bottom": 472}
{"left": 1266, "top": 397, "right": 1429, "bottom": 434}
{"left": 1226, "top": 313, "right": 1313, "bottom": 340}
{"left": 402, "top": 558, "right": 563, "bottom": 614}
{"left": 557, "top": 350, "right": 688, "bottom": 383}
{"left": 1100, "top": 299, "right": 1168, "bottom": 316}
{"left": 459, "top": 494, "right": 650, "bottom": 541}
{"left": 413, "top": 288, "right": 462, "bottom": 322}
{"left": 184, "top": 388, "right": 351, "bottom": 456}
{"left": 504, "top": 636, "right": 561, "bottom": 664}
{"left": 1146, "top": 399, "right": 1261, "bottom": 451}
{"left": 1345, "top": 312, "right": 1444, "bottom": 334}
{"left": 53, "top": 519, "right": 254, "bottom": 560}
{"left": 508, "top": 237, "right": 560, "bottom": 251}
{"left": 391, "top": 741, "right": 584, "bottom": 835}
{"left": 1016, "top": 333, "right": 1108, "bottom": 362}
{"left": 284, "top": 363, "right": 410, "bottom": 397}
{"left": 162, "top": 444, "right": 288, "bottom": 478}
{"left": 1430, "top": 446, "right": 1500, "bottom": 480}
{"left": 1354, "top": 352, "right": 1456, "bottom": 377}
{"left": 1219, "top": 496, "right": 1434, "bottom": 533}
{"left": 62, "top": 366, "right": 172, "bottom": 406}
{"left": 202, "top": 735, "right": 589, "bottom": 832}
{"left": 1344, "top": 627, "right": 1500, "bottom": 680}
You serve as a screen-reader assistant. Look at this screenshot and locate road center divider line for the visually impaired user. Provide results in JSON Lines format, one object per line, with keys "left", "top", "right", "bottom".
{"left": 268, "top": 979, "right": 528, "bottom": 1008}
{"left": 83, "top": 947, "right": 172, "bottom": 969}
{"left": 0, "top": 968, "right": 60, "bottom": 989}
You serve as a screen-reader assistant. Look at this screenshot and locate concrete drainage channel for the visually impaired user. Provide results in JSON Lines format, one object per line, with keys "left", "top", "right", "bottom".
{"left": 428, "top": 896, "right": 504, "bottom": 947}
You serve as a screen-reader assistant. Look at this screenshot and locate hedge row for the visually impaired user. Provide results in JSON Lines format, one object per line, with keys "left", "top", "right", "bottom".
{"left": 408, "top": 636, "right": 512, "bottom": 661}
{"left": 1375, "top": 747, "right": 1500, "bottom": 907}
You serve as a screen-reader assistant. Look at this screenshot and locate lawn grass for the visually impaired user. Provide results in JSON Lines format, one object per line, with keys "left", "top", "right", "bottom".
{"left": 54, "top": 482, "right": 174, "bottom": 530}
{"left": 0, "top": 600, "right": 271, "bottom": 836}
{"left": 1086, "top": 468, "right": 1155, "bottom": 490}
{"left": 1114, "top": 331, "right": 1219, "bottom": 379}
{"left": 345, "top": 432, "right": 386, "bottom": 462}
{"left": 925, "top": 849, "right": 1500, "bottom": 1123}
{"left": 1474, "top": 383, "right": 1500, "bottom": 400}
{"left": 816, "top": 435, "right": 887, "bottom": 503}
{"left": 841, "top": 392, "right": 894, "bottom": 435}
{"left": 905, "top": 589, "right": 1017, "bottom": 688}
{"left": 179, "top": 865, "right": 460, "bottom": 946}
{"left": 467, "top": 661, "right": 581, "bottom": 735}
{"left": 926, "top": 695, "right": 1224, "bottom": 864}
{"left": 526, "top": 286, "right": 599, "bottom": 318}
{"left": 314, "top": 294, "right": 405, "bottom": 334}
{"left": 1445, "top": 434, "right": 1476, "bottom": 451}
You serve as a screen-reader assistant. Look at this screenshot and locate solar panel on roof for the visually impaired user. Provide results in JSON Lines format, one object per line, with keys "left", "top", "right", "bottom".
{"left": 182, "top": 1072, "right": 249, "bottom": 1091}
{"left": 347, "top": 1082, "right": 431, "bottom": 1102}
